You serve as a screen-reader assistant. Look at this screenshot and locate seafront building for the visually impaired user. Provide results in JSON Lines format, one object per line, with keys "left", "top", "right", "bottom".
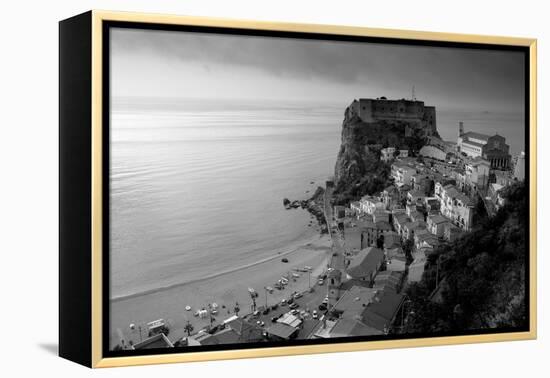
{"left": 457, "top": 122, "right": 511, "bottom": 170}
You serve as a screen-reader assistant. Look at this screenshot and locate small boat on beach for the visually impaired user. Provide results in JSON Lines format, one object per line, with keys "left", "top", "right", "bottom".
{"left": 185, "top": 305, "right": 191, "bottom": 311}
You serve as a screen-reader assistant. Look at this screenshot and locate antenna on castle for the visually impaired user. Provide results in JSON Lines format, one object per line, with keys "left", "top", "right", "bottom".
{"left": 411, "top": 85, "right": 416, "bottom": 101}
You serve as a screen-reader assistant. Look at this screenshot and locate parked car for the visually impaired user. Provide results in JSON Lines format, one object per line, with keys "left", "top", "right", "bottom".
{"left": 262, "top": 308, "right": 270, "bottom": 315}
{"left": 281, "top": 258, "right": 289, "bottom": 263}
{"left": 281, "top": 299, "right": 287, "bottom": 306}
{"left": 271, "top": 316, "right": 279, "bottom": 323}
{"left": 290, "top": 309, "right": 299, "bottom": 316}
{"left": 317, "top": 279, "right": 324, "bottom": 286}
{"left": 289, "top": 302, "right": 299, "bottom": 309}
{"left": 293, "top": 292, "right": 303, "bottom": 299}
{"left": 312, "top": 310, "right": 318, "bottom": 319}
{"left": 318, "top": 303, "right": 327, "bottom": 311}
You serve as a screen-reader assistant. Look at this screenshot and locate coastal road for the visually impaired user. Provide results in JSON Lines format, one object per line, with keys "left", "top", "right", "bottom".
{"left": 244, "top": 281, "right": 329, "bottom": 339}
{"left": 323, "top": 185, "right": 347, "bottom": 272}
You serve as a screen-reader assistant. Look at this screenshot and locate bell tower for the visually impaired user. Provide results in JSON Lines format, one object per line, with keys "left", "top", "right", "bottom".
{"left": 327, "top": 269, "right": 342, "bottom": 306}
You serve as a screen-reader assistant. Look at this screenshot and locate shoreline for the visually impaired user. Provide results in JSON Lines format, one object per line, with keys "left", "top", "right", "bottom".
{"left": 111, "top": 235, "right": 327, "bottom": 302}
{"left": 110, "top": 233, "right": 332, "bottom": 348}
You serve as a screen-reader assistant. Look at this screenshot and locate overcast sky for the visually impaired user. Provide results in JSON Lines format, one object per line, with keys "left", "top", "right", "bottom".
{"left": 111, "top": 27, "right": 525, "bottom": 113}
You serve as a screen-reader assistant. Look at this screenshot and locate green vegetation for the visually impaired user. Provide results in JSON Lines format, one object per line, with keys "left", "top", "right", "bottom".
{"left": 332, "top": 114, "right": 433, "bottom": 206}
{"left": 401, "top": 182, "right": 528, "bottom": 334}
{"left": 333, "top": 152, "right": 391, "bottom": 205}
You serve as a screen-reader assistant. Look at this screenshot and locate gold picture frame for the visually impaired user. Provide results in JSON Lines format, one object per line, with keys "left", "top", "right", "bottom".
{"left": 59, "top": 10, "right": 537, "bottom": 368}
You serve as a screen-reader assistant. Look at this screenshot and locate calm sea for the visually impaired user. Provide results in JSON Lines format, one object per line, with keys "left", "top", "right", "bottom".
{"left": 437, "top": 108, "right": 525, "bottom": 156}
{"left": 110, "top": 98, "right": 525, "bottom": 299}
{"left": 110, "top": 98, "right": 343, "bottom": 299}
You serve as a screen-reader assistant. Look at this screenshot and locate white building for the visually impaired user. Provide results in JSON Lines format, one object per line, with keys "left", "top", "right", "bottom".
{"left": 434, "top": 183, "right": 474, "bottom": 231}
{"left": 464, "top": 158, "right": 491, "bottom": 192}
{"left": 359, "top": 196, "right": 385, "bottom": 215}
{"left": 419, "top": 145, "right": 447, "bottom": 161}
{"left": 426, "top": 214, "right": 449, "bottom": 237}
{"left": 391, "top": 163, "right": 416, "bottom": 187}
{"left": 514, "top": 151, "right": 526, "bottom": 181}
{"left": 457, "top": 131, "right": 488, "bottom": 158}
{"left": 380, "top": 147, "right": 396, "bottom": 162}
{"left": 457, "top": 127, "right": 511, "bottom": 169}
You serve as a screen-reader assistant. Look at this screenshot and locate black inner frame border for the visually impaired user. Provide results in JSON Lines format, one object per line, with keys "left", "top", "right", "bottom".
{"left": 102, "top": 19, "right": 531, "bottom": 359}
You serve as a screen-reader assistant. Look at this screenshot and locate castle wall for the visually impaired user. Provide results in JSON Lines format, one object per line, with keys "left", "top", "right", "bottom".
{"left": 423, "top": 106, "right": 437, "bottom": 134}
{"left": 352, "top": 99, "right": 436, "bottom": 136}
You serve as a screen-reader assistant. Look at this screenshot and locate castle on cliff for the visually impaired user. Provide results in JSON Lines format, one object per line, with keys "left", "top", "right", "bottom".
{"left": 346, "top": 97, "right": 437, "bottom": 137}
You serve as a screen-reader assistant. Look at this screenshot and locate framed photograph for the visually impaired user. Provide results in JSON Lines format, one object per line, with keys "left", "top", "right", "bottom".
{"left": 59, "top": 10, "right": 537, "bottom": 368}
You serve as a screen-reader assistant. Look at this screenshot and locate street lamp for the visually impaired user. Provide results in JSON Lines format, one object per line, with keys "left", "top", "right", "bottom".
{"left": 129, "top": 322, "right": 143, "bottom": 342}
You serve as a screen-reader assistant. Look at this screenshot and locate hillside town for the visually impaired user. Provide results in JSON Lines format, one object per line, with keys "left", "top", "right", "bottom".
{"left": 113, "top": 99, "right": 526, "bottom": 351}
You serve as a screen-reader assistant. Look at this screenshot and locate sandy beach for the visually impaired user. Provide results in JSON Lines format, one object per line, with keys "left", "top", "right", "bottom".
{"left": 110, "top": 234, "right": 332, "bottom": 348}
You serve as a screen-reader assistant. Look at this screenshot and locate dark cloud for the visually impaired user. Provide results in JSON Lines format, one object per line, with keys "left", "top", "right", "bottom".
{"left": 111, "top": 27, "right": 525, "bottom": 111}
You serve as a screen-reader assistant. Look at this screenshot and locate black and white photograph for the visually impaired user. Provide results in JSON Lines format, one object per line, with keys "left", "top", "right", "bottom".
{"left": 107, "top": 26, "right": 529, "bottom": 353}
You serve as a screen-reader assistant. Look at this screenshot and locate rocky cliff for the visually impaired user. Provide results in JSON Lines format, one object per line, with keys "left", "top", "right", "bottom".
{"left": 332, "top": 110, "right": 439, "bottom": 205}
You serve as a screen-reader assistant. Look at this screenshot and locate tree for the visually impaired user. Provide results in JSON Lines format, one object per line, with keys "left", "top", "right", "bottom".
{"left": 184, "top": 320, "right": 194, "bottom": 336}
{"left": 402, "top": 239, "right": 414, "bottom": 262}
{"left": 400, "top": 182, "right": 527, "bottom": 334}
{"left": 376, "top": 234, "right": 385, "bottom": 249}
